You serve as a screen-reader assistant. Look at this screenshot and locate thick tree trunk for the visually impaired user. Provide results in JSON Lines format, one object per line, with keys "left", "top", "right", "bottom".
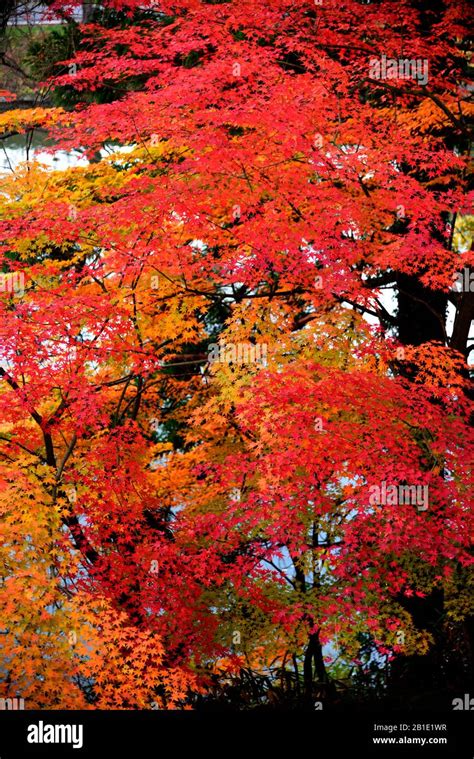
{"left": 82, "top": 2, "right": 95, "bottom": 23}
{"left": 388, "top": 271, "right": 472, "bottom": 701}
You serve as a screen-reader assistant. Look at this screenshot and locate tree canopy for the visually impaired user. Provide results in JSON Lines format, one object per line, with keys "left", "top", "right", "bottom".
{"left": 0, "top": 0, "right": 472, "bottom": 709}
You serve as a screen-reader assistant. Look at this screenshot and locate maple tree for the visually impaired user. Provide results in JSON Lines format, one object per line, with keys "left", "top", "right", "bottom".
{"left": 0, "top": 0, "right": 472, "bottom": 709}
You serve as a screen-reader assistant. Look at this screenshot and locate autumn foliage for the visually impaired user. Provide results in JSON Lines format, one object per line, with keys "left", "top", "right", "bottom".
{"left": 0, "top": 0, "right": 472, "bottom": 709}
